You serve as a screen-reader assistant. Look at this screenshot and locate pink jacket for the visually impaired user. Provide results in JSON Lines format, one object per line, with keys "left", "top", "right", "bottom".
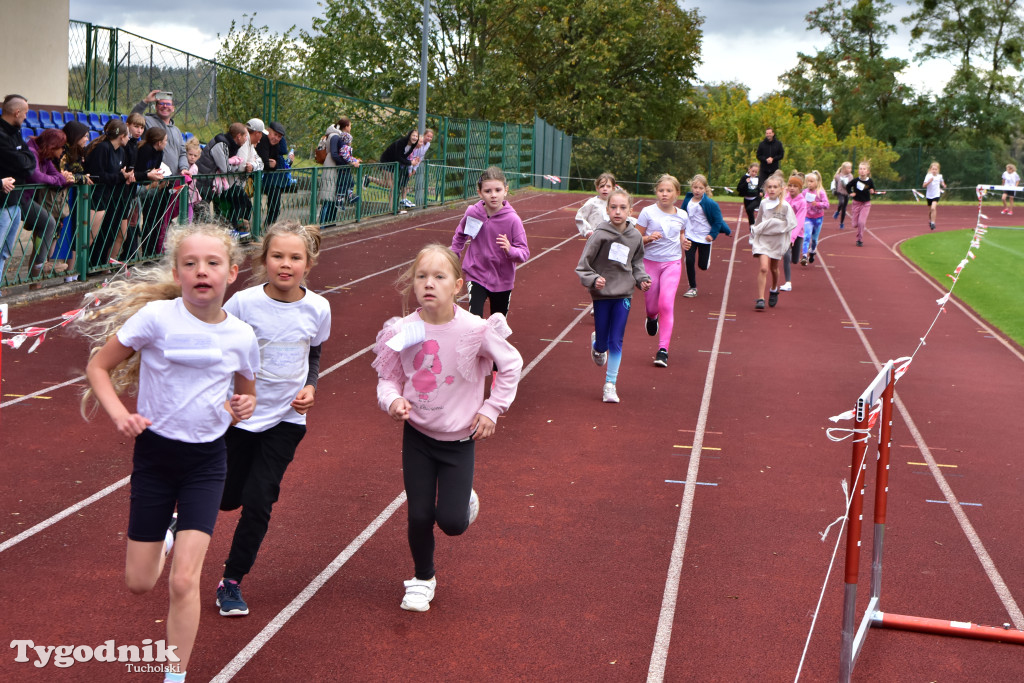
{"left": 451, "top": 200, "right": 529, "bottom": 292}
{"left": 804, "top": 188, "right": 830, "bottom": 219}
{"left": 373, "top": 306, "right": 523, "bottom": 441}
{"left": 785, "top": 192, "right": 806, "bottom": 242}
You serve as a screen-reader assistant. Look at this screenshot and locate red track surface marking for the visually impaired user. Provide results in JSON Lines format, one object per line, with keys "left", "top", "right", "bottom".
{"left": 2, "top": 196, "right": 1022, "bottom": 682}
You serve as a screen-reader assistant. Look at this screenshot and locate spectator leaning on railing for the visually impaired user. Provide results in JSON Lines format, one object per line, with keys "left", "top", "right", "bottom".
{"left": 130, "top": 89, "right": 189, "bottom": 175}
{"left": 0, "top": 94, "right": 37, "bottom": 289}
{"left": 25, "top": 128, "right": 73, "bottom": 287}
{"left": 196, "top": 123, "right": 251, "bottom": 235}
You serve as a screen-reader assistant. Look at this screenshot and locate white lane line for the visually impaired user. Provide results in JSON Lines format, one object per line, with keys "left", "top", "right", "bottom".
{"left": 0, "top": 476, "right": 131, "bottom": 553}
{"left": 820, "top": 233, "right": 1024, "bottom": 629}
{"left": 0, "top": 376, "right": 85, "bottom": 409}
{"left": 647, "top": 223, "right": 741, "bottom": 682}
{"left": 212, "top": 300, "right": 595, "bottom": 681}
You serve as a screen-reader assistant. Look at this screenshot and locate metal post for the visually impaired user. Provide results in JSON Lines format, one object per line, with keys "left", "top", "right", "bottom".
{"left": 839, "top": 406, "right": 870, "bottom": 682}
{"left": 76, "top": 185, "right": 91, "bottom": 281}
{"left": 636, "top": 137, "right": 643, "bottom": 194}
{"left": 355, "top": 165, "right": 364, "bottom": 222}
{"left": 251, "top": 170, "right": 263, "bottom": 237}
{"left": 178, "top": 186, "right": 189, "bottom": 225}
{"left": 83, "top": 23, "right": 94, "bottom": 111}
{"left": 107, "top": 30, "right": 118, "bottom": 112}
{"left": 309, "top": 168, "right": 319, "bottom": 225}
{"left": 417, "top": 0, "right": 429, "bottom": 136}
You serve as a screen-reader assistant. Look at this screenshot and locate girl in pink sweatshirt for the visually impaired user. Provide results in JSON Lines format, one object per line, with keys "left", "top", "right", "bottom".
{"left": 373, "top": 244, "right": 523, "bottom": 613}
{"left": 451, "top": 166, "right": 530, "bottom": 320}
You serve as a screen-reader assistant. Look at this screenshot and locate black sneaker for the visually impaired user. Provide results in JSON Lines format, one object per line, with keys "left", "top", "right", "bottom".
{"left": 929, "top": 222, "right": 935, "bottom": 230}
{"left": 654, "top": 348, "right": 668, "bottom": 367}
{"left": 217, "top": 580, "right": 249, "bottom": 617}
{"left": 768, "top": 290, "right": 779, "bottom": 307}
{"left": 645, "top": 316, "right": 659, "bottom": 336}
{"left": 856, "top": 240, "right": 863, "bottom": 247}
{"left": 808, "top": 251, "right": 816, "bottom": 264}
{"left": 755, "top": 299, "right": 765, "bottom": 311}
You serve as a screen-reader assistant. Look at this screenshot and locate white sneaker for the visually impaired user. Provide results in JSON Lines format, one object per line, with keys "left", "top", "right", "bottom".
{"left": 602, "top": 382, "right": 619, "bottom": 403}
{"left": 779, "top": 282, "right": 792, "bottom": 291}
{"left": 591, "top": 331, "right": 607, "bottom": 366}
{"left": 468, "top": 489, "right": 479, "bottom": 526}
{"left": 683, "top": 287, "right": 697, "bottom": 298}
{"left": 401, "top": 577, "right": 436, "bottom": 612}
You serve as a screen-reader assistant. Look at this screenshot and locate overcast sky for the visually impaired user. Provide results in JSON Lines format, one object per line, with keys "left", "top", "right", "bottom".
{"left": 69, "top": 0, "right": 954, "bottom": 100}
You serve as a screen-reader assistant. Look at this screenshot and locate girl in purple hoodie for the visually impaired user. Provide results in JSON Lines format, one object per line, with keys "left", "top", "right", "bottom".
{"left": 451, "top": 167, "right": 530, "bottom": 319}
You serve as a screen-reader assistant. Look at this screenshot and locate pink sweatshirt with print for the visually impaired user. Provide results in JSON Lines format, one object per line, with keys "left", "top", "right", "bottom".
{"left": 373, "top": 306, "right": 523, "bottom": 441}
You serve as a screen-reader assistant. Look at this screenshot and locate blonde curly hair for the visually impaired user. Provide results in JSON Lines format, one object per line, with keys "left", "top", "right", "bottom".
{"left": 74, "top": 223, "right": 243, "bottom": 416}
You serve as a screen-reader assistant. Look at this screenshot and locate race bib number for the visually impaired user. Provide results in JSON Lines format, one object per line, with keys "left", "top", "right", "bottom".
{"left": 608, "top": 242, "right": 629, "bottom": 265}
{"left": 464, "top": 216, "right": 483, "bottom": 238}
{"left": 856, "top": 181, "right": 866, "bottom": 192}
{"left": 261, "top": 341, "right": 307, "bottom": 380}
{"left": 164, "top": 333, "right": 222, "bottom": 368}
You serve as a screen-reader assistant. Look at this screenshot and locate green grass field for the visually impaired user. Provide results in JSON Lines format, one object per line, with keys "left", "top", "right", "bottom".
{"left": 901, "top": 227, "right": 1024, "bottom": 346}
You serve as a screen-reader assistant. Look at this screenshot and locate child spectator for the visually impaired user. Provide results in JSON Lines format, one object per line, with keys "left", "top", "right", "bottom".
{"left": 134, "top": 127, "right": 171, "bottom": 258}
{"left": 183, "top": 138, "right": 205, "bottom": 222}
{"left": 451, "top": 166, "right": 530, "bottom": 320}
{"left": 801, "top": 170, "right": 829, "bottom": 263}
{"left": 380, "top": 129, "right": 419, "bottom": 209}
{"left": 125, "top": 112, "right": 146, "bottom": 175}
{"left": 373, "top": 244, "right": 523, "bottom": 611}
{"left": 55, "top": 120, "right": 93, "bottom": 279}
{"left": 79, "top": 223, "right": 259, "bottom": 683}
{"left": 779, "top": 173, "right": 805, "bottom": 292}
{"left": 575, "top": 172, "right": 616, "bottom": 237}
{"left": 319, "top": 117, "right": 360, "bottom": 224}
{"left": 1001, "top": 164, "right": 1019, "bottom": 215}
{"left": 84, "top": 119, "right": 136, "bottom": 269}
{"left": 749, "top": 172, "right": 795, "bottom": 310}
{"left": 216, "top": 221, "right": 331, "bottom": 617}
{"left": 576, "top": 188, "right": 651, "bottom": 402}
{"left": 737, "top": 162, "right": 762, "bottom": 225}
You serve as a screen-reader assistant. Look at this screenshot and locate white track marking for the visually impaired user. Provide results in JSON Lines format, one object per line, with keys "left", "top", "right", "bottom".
{"left": 211, "top": 302, "right": 597, "bottom": 681}
{"left": 648, "top": 222, "right": 742, "bottom": 682}
{"left": 0, "top": 376, "right": 85, "bottom": 408}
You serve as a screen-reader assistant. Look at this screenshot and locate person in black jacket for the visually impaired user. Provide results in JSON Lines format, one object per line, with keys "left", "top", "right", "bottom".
{"left": 83, "top": 119, "right": 136, "bottom": 268}
{"left": 195, "top": 123, "right": 250, "bottom": 232}
{"left": 756, "top": 128, "right": 784, "bottom": 187}
{"left": 1, "top": 94, "right": 37, "bottom": 286}
{"left": 262, "top": 122, "right": 291, "bottom": 226}
{"left": 379, "top": 129, "right": 418, "bottom": 207}
{"left": 133, "top": 127, "right": 171, "bottom": 258}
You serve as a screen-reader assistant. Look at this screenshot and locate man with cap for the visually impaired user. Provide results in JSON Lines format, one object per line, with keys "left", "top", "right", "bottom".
{"left": 131, "top": 89, "right": 189, "bottom": 175}
{"left": 261, "top": 122, "right": 292, "bottom": 226}
{"left": 243, "top": 118, "right": 265, "bottom": 173}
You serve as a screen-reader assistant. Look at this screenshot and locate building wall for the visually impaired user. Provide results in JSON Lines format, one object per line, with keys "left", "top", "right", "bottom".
{"left": 0, "top": 1, "right": 70, "bottom": 109}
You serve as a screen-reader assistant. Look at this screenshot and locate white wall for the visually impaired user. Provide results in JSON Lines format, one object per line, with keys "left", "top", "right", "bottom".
{"left": 0, "top": 1, "right": 70, "bottom": 109}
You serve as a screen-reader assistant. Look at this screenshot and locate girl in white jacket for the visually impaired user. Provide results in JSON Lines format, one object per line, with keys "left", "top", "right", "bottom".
{"left": 749, "top": 172, "right": 796, "bottom": 310}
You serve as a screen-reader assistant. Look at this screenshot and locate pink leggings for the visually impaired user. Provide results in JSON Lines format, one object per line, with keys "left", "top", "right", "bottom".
{"left": 643, "top": 258, "right": 682, "bottom": 350}
{"left": 849, "top": 200, "right": 871, "bottom": 240}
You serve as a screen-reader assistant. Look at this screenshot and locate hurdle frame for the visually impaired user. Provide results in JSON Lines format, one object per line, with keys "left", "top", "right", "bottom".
{"left": 838, "top": 360, "right": 1024, "bottom": 682}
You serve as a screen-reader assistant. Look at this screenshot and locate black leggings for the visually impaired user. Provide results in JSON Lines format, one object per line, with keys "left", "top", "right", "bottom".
{"left": 743, "top": 198, "right": 760, "bottom": 226}
{"left": 468, "top": 281, "right": 512, "bottom": 318}
{"left": 684, "top": 240, "right": 712, "bottom": 288}
{"left": 402, "top": 422, "right": 475, "bottom": 580}
{"left": 835, "top": 193, "right": 849, "bottom": 224}
{"left": 220, "top": 422, "right": 307, "bottom": 582}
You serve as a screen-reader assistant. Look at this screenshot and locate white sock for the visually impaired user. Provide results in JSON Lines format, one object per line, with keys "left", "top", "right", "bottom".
{"left": 164, "top": 528, "right": 174, "bottom": 556}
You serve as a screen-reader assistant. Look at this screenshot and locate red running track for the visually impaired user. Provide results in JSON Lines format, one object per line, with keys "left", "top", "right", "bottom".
{"left": 1, "top": 192, "right": 1022, "bottom": 682}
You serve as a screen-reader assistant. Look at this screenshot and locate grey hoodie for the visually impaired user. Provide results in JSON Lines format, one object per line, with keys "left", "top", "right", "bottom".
{"left": 576, "top": 220, "right": 650, "bottom": 300}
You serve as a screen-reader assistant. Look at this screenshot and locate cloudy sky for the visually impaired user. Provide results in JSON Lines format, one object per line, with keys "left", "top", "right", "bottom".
{"left": 69, "top": 0, "right": 954, "bottom": 99}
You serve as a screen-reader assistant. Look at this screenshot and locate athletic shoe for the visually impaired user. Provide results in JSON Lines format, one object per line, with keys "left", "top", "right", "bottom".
{"left": 591, "top": 332, "right": 607, "bottom": 366}
{"left": 808, "top": 252, "right": 816, "bottom": 264}
{"left": 645, "top": 316, "right": 659, "bottom": 336}
{"left": 229, "top": 229, "right": 251, "bottom": 241}
{"left": 400, "top": 198, "right": 416, "bottom": 209}
{"left": 929, "top": 222, "right": 936, "bottom": 230}
{"left": 602, "top": 382, "right": 620, "bottom": 403}
{"left": 856, "top": 240, "right": 863, "bottom": 247}
{"left": 779, "top": 281, "right": 792, "bottom": 291}
{"left": 1009, "top": 210, "right": 1014, "bottom": 215}
{"left": 468, "top": 489, "right": 480, "bottom": 526}
{"left": 832, "top": 210, "right": 839, "bottom": 219}
{"left": 1001, "top": 208, "right": 1008, "bottom": 214}
{"left": 839, "top": 223, "right": 845, "bottom": 230}
{"left": 800, "top": 255, "right": 808, "bottom": 266}
{"left": 653, "top": 348, "right": 669, "bottom": 367}
{"left": 217, "top": 580, "right": 249, "bottom": 617}
{"left": 768, "top": 290, "right": 779, "bottom": 307}
{"left": 683, "top": 287, "right": 698, "bottom": 298}
{"left": 755, "top": 299, "right": 765, "bottom": 311}
{"left": 401, "top": 577, "right": 436, "bottom": 612}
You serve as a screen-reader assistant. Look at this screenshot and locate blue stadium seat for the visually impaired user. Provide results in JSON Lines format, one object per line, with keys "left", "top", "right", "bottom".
{"left": 37, "top": 110, "right": 54, "bottom": 129}
{"left": 100, "top": 113, "right": 112, "bottom": 126}
{"left": 87, "top": 113, "right": 103, "bottom": 131}
{"left": 88, "top": 130, "right": 100, "bottom": 141}
{"left": 75, "top": 113, "right": 90, "bottom": 128}
{"left": 22, "top": 126, "right": 36, "bottom": 138}
{"left": 26, "top": 109, "right": 40, "bottom": 128}
{"left": 63, "top": 111, "right": 77, "bottom": 126}
{"left": 183, "top": 132, "right": 194, "bottom": 142}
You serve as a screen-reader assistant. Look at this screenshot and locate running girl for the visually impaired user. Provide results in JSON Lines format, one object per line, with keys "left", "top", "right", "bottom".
{"left": 576, "top": 188, "right": 651, "bottom": 402}
{"left": 680, "top": 173, "right": 731, "bottom": 299}
{"left": 831, "top": 161, "right": 853, "bottom": 230}
{"left": 846, "top": 161, "right": 883, "bottom": 247}
{"left": 749, "top": 172, "right": 796, "bottom": 310}
{"left": 373, "top": 244, "right": 523, "bottom": 612}
{"left": 637, "top": 174, "right": 687, "bottom": 367}
{"left": 79, "top": 223, "right": 259, "bottom": 682}
{"left": 922, "top": 162, "right": 946, "bottom": 230}
{"left": 780, "top": 174, "right": 805, "bottom": 292}
{"left": 575, "top": 172, "right": 616, "bottom": 237}
{"left": 1001, "top": 164, "right": 1018, "bottom": 215}
{"left": 451, "top": 167, "right": 530, "bottom": 319}
{"left": 215, "top": 221, "right": 332, "bottom": 618}
{"left": 737, "top": 162, "right": 762, "bottom": 225}
{"left": 802, "top": 170, "right": 829, "bottom": 263}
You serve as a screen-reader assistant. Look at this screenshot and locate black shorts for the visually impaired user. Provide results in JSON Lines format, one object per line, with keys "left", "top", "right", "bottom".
{"left": 127, "top": 429, "right": 228, "bottom": 542}
{"left": 926, "top": 196, "right": 940, "bottom": 206}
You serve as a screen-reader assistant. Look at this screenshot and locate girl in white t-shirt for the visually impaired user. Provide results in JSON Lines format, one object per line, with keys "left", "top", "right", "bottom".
{"left": 575, "top": 172, "right": 616, "bottom": 237}
{"left": 80, "top": 223, "right": 259, "bottom": 683}
{"left": 638, "top": 174, "right": 688, "bottom": 368}
{"left": 215, "top": 221, "right": 332, "bottom": 618}
{"left": 922, "top": 162, "right": 946, "bottom": 230}
{"left": 1001, "top": 164, "right": 1019, "bottom": 215}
